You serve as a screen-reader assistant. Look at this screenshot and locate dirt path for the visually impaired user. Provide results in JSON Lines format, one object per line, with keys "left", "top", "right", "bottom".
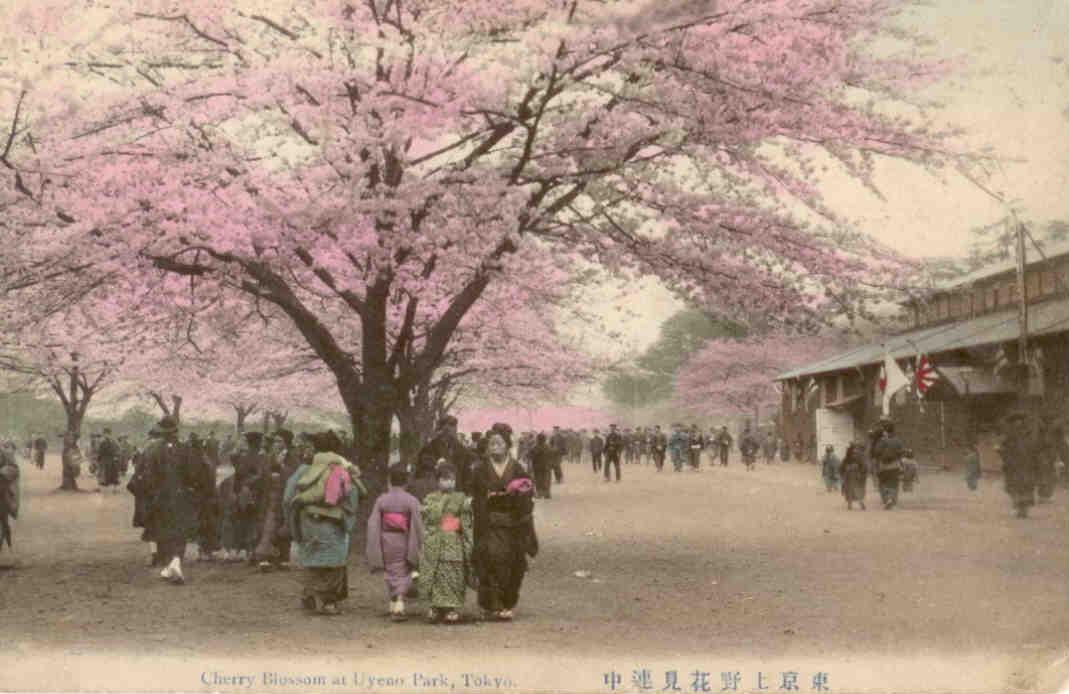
{"left": 0, "top": 454, "right": 1066, "bottom": 693}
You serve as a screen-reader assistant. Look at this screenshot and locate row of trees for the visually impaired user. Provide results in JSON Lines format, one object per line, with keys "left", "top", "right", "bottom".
{"left": 1, "top": 0, "right": 975, "bottom": 475}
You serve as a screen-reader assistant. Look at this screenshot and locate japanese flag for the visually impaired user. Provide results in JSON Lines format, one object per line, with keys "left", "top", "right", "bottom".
{"left": 914, "top": 355, "right": 938, "bottom": 397}
{"left": 881, "top": 351, "right": 909, "bottom": 416}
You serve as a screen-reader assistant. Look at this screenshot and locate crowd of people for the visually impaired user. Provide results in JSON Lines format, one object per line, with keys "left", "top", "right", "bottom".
{"left": 0, "top": 406, "right": 1063, "bottom": 624}
{"left": 95, "top": 414, "right": 540, "bottom": 623}
{"left": 815, "top": 413, "right": 1068, "bottom": 517}
{"left": 509, "top": 422, "right": 771, "bottom": 495}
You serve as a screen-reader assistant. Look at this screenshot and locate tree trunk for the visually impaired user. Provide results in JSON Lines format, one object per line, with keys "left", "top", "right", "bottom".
{"left": 60, "top": 411, "right": 83, "bottom": 491}
{"left": 149, "top": 391, "right": 182, "bottom": 423}
{"left": 270, "top": 411, "right": 288, "bottom": 430}
{"left": 395, "top": 405, "right": 422, "bottom": 468}
{"left": 234, "top": 404, "right": 257, "bottom": 434}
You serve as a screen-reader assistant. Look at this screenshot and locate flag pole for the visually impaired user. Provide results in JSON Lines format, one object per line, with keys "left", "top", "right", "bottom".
{"left": 1014, "top": 216, "right": 1029, "bottom": 402}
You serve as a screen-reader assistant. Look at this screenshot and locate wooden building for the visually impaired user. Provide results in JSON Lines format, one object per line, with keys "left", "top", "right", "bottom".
{"left": 775, "top": 241, "right": 1069, "bottom": 468}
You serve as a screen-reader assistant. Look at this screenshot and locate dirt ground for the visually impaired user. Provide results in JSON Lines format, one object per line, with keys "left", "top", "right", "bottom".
{"left": 0, "top": 453, "right": 1066, "bottom": 694}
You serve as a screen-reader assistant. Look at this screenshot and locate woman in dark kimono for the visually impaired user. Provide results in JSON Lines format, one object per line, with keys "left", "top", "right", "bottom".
{"left": 471, "top": 431, "right": 538, "bottom": 621}
{"left": 839, "top": 443, "right": 867, "bottom": 511}
{"left": 0, "top": 443, "right": 20, "bottom": 553}
{"left": 998, "top": 413, "right": 1038, "bottom": 518}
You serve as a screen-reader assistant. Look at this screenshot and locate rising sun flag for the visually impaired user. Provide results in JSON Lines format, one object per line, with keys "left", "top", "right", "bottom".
{"left": 913, "top": 355, "right": 939, "bottom": 397}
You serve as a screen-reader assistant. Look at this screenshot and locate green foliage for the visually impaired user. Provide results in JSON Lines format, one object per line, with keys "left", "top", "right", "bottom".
{"left": 601, "top": 309, "right": 746, "bottom": 406}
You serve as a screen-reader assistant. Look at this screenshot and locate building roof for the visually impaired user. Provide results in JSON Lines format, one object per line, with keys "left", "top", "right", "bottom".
{"left": 934, "top": 238, "right": 1069, "bottom": 293}
{"left": 776, "top": 298, "right": 1069, "bottom": 381}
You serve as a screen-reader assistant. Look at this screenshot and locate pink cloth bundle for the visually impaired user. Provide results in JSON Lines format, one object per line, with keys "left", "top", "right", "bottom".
{"left": 323, "top": 464, "right": 352, "bottom": 506}
{"left": 439, "top": 514, "right": 461, "bottom": 533}
{"left": 506, "top": 478, "right": 533, "bottom": 496}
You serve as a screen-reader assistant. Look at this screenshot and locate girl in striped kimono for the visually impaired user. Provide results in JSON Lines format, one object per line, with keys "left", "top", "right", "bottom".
{"left": 420, "top": 462, "right": 473, "bottom": 623}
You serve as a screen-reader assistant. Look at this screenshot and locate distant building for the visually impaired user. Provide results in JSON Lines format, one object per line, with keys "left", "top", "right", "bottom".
{"left": 775, "top": 240, "right": 1069, "bottom": 466}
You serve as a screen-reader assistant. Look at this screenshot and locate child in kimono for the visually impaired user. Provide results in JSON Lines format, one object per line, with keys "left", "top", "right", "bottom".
{"left": 420, "top": 462, "right": 473, "bottom": 624}
{"left": 366, "top": 464, "right": 424, "bottom": 621}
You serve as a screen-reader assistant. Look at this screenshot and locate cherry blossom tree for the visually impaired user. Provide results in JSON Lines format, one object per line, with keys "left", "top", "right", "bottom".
{"left": 0, "top": 291, "right": 137, "bottom": 490}
{"left": 2, "top": 0, "right": 965, "bottom": 472}
{"left": 673, "top": 331, "right": 844, "bottom": 420}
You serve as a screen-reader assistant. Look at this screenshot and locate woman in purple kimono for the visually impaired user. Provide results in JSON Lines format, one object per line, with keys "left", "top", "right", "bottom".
{"left": 366, "top": 465, "right": 424, "bottom": 621}
{"left": 471, "top": 431, "right": 538, "bottom": 621}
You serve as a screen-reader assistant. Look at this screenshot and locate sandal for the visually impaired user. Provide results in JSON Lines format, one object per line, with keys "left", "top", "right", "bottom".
{"left": 444, "top": 611, "right": 461, "bottom": 624}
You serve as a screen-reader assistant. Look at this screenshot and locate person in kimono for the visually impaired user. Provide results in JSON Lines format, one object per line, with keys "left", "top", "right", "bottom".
{"left": 900, "top": 448, "right": 918, "bottom": 493}
{"left": 254, "top": 429, "right": 302, "bottom": 570}
{"left": 471, "top": 432, "right": 538, "bottom": 621}
{"left": 963, "top": 440, "right": 981, "bottom": 491}
{"left": 779, "top": 435, "right": 791, "bottom": 463}
{"left": 0, "top": 443, "right": 19, "bottom": 553}
{"left": 366, "top": 464, "right": 424, "bottom": 621}
{"left": 872, "top": 422, "right": 905, "bottom": 509}
{"left": 96, "top": 429, "right": 122, "bottom": 493}
{"left": 998, "top": 413, "right": 1038, "bottom": 518}
{"left": 762, "top": 435, "right": 777, "bottom": 464}
{"left": 284, "top": 429, "right": 363, "bottom": 615}
{"left": 217, "top": 435, "right": 264, "bottom": 562}
{"left": 739, "top": 425, "right": 760, "bottom": 471}
{"left": 528, "top": 434, "right": 555, "bottom": 499}
{"left": 668, "top": 424, "right": 688, "bottom": 472}
{"left": 420, "top": 462, "right": 474, "bottom": 624}
{"left": 820, "top": 445, "right": 840, "bottom": 492}
{"left": 1035, "top": 417, "right": 1059, "bottom": 503}
{"left": 284, "top": 431, "right": 365, "bottom": 615}
{"left": 839, "top": 442, "right": 867, "bottom": 510}
{"left": 31, "top": 435, "right": 46, "bottom": 470}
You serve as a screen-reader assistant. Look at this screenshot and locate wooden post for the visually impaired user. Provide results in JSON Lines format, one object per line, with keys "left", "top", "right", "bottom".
{"left": 1016, "top": 220, "right": 1029, "bottom": 401}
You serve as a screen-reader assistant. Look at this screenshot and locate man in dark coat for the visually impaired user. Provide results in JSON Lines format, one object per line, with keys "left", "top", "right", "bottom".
{"left": 603, "top": 424, "right": 624, "bottom": 482}
{"left": 97, "top": 428, "right": 122, "bottom": 493}
{"left": 419, "top": 416, "right": 475, "bottom": 495}
{"left": 714, "top": 426, "right": 733, "bottom": 466}
{"left": 32, "top": 435, "right": 47, "bottom": 469}
{"left": 999, "top": 413, "right": 1039, "bottom": 518}
{"left": 529, "top": 434, "right": 555, "bottom": 499}
{"left": 549, "top": 426, "right": 567, "bottom": 484}
{"left": 589, "top": 430, "right": 604, "bottom": 474}
{"left": 651, "top": 425, "right": 667, "bottom": 472}
{"left": 688, "top": 426, "right": 705, "bottom": 470}
{"left": 141, "top": 416, "right": 212, "bottom": 584}
{"left": 739, "top": 424, "right": 760, "bottom": 471}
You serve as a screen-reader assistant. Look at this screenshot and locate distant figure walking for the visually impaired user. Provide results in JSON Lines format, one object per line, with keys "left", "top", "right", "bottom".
{"left": 821, "top": 445, "right": 840, "bottom": 493}
{"left": 839, "top": 443, "right": 866, "bottom": 510}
